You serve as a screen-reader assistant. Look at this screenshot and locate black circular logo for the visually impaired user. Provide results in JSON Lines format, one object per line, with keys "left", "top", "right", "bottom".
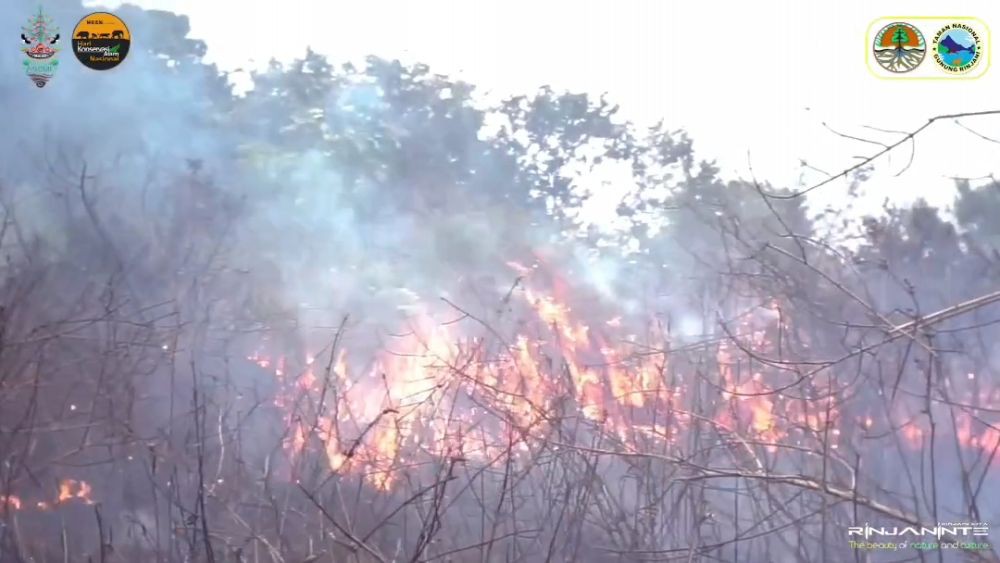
{"left": 71, "top": 12, "right": 130, "bottom": 70}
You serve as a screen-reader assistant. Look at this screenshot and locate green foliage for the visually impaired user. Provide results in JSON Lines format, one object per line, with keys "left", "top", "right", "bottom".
{"left": 892, "top": 26, "right": 909, "bottom": 46}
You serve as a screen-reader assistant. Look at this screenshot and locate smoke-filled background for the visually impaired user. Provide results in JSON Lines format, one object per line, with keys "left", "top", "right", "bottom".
{"left": 3, "top": 2, "right": 1000, "bottom": 562}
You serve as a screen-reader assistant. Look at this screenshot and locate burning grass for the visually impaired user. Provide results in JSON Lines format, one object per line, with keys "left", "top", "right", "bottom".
{"left": 3, "top": 255, "right": 1000, "bottom": 562}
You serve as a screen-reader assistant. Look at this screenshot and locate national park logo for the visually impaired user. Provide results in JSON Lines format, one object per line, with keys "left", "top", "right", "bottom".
{"left": 932, "top": 23, "right": 983, "bottom": 73}
{"left": 71, "top": 12, "right": 130, "bottom": 70}
{"left": 872, "top": 22, "right": 926, "bottom": 73}
{"left": 20, "top": 6, "right": 61, "bottom": 88}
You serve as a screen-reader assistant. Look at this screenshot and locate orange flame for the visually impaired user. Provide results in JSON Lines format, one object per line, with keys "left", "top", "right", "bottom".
{"left": 57, "top": 479, "right": 94, "bottom": 505}
{"left": 0, "top": 494, "right": 22, "bottom": 511}
{"left": 247, "top": 272, "right": 1000, "bottom": 494}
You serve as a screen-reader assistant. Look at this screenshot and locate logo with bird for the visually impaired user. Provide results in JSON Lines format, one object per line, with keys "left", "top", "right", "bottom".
{"left": 20, "top": 6, "right": 61, "bottom": 87}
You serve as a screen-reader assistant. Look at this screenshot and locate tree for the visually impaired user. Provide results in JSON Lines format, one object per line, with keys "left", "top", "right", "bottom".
{"left": 892, "top": 25, "right": 910, "bottom": 48}
{"left": 21, "top": 6, "right": 56, "bottom": 44}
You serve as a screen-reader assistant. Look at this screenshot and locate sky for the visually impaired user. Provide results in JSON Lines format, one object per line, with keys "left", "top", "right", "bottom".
{"left": 86, "top": 0, "right": 1000, "bottom": 217}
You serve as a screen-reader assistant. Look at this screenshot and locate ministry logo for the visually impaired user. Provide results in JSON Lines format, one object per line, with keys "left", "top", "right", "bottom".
{"left": 867, "top": 17, "right": 990, "bottom": 79}
{"left": 20, "top": 6, "right": 61, "bottom": 87}
{"left": 933, "top": 23, "right": 983, "bottom": 73}
{"left": 872, "top": 22, "right": 926, "bottom": 73}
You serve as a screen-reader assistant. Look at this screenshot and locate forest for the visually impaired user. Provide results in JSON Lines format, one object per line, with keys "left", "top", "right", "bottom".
{"left": 2, "top": 4, "right": 1000, "bottom": 562}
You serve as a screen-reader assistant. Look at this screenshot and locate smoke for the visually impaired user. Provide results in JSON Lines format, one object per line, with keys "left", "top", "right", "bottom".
{"left": 3, "top": 4, "right": 537, "bottom": 323}
{"left": 3, "top": 3, "right": 1000, "bottom": 562}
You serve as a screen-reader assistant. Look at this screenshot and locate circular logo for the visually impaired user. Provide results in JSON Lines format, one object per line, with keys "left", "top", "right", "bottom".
{"left": 873, "top": 22, "right": 926, "bottom": 73}
{"left": 933, "top": 24, "right": 982, "bottom": 73}
{"left": 71, "top": 12, "right": 130, "bottom": 70}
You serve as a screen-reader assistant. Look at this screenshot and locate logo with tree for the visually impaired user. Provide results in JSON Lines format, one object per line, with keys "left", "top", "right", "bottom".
{"left": 20, "top": 6, "right": 61, "bottom": 87}
{"left": 872, "top": 22, "right": 926, "bottom": 73}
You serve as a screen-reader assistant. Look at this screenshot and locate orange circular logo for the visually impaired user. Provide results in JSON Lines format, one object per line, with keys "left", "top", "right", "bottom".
{"left": 71, "top": 12, "right": 130, "bottom": 70}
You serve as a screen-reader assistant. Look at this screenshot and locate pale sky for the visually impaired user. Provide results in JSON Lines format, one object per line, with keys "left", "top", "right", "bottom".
{"left": 88, "top": 0, "right": 1000, "bottom": 217}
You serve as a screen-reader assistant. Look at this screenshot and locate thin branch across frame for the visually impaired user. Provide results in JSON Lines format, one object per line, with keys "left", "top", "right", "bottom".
{"left": 764, "top": 109, "right": 1000, "bottom": 200}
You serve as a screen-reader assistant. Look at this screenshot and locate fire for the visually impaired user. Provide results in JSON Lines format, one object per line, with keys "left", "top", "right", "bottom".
{"left": 57, "top": 479, "right": 94, "bottom": 505}
{"left": 715, "top": 346, "right": 787, "bottom": 450}
{"left": 0, "top": 479, "right": 95, "bottom": 514}
{"left": 256, "top": 276, "right": 689, "bottom": 483}
{"left": 319, "top": 415, "right": 347, "bottom": 471}
{"left": 954, "top": 412, "right": 1000, "bottom": 451}
{"left": 901, "top": 423, "right": 924, "bottom": 445}
{"left": 245, "top": 264, "right": 1000, "bottom": 495}
{"left": 890, "top": 370, "right": 1000, "bottom": 452}
{"left": 604, "top": 346, "right": 664, "bottom": 408}
{"left": 1, "top": 494, "right": 22, "bottom": 511}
